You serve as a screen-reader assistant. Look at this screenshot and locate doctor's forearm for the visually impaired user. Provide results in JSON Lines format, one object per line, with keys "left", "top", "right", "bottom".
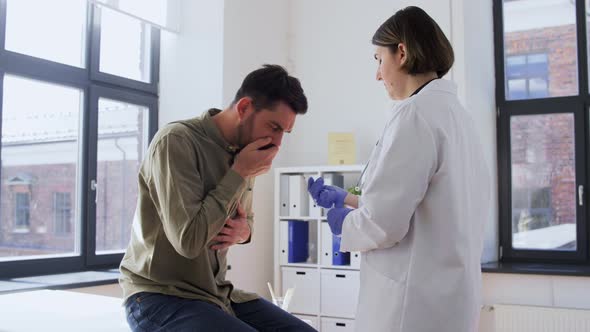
{"left": 344, "top": 193, "right": 359, "bottom": 208}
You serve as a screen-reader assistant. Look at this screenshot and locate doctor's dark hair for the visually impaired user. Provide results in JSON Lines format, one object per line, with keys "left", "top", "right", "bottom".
{"left": 232, "top": 64, "right": 308, "bottom": 114}
{"left": 372, "top": 6, "right": 454, "bottom": 78}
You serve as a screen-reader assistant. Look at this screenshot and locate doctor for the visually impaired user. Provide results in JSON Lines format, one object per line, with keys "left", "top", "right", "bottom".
{"left": 308, "top": 6, "right": 491, "bottom": 332}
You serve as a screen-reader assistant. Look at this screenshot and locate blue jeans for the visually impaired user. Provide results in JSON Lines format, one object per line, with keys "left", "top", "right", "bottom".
{"left": 125, "top": 292, "right": 317, "bottom": 331}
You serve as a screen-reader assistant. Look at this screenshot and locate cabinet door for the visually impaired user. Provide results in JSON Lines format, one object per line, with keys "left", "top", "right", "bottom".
{"left": 320, "top": 270, "right": 359, "bottom": 318}
{"left": 282, "top": 267, "right": 319, "bottom": 315}
{"left": 321, "top": 317, "right": 355, "bottom": 332}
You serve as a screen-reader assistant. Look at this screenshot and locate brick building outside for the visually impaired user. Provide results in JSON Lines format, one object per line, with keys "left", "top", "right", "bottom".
{"left": 505, "top": 0, "right": 577, "bottom": 248}
{"left": 0, "top": 101, "right": 146, "bottom": 259}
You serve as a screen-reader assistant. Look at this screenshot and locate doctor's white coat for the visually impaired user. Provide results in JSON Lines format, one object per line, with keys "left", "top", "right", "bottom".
{"left": 340, "top": 79, "right": 491, "bottom": 332}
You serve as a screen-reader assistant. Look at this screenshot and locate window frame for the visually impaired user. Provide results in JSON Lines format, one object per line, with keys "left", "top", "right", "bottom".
{"left": 86, "top": 85, "right": 157, "bottom": 266}
{"left": 0, "top": 0, "right": 160, "bottom": 278}
{"left": 90, "top": 6, "right": 160, "bottom": 94}
{"left": 494, "top": 0, "right": 590, "bottom": 264}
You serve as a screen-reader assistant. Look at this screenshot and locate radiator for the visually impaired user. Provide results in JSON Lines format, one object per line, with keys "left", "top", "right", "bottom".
{"left": 490, "top": 304, "right": 590, "bottom": 332}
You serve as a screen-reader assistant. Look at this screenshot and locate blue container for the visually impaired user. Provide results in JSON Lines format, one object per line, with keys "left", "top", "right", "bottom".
{"left": 288, "top": 220, "right": 309, "bottom": 263}
{"left": 332, "top": 234, "right": 350, "bottom": 265}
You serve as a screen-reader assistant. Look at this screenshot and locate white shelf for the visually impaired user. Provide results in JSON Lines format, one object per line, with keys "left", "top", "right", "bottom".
{"left": 280, "top": 263, "right": 319, "bottom": 268}
{"left": 320, "top": 265, "right": 359, "bottom": 271}
{"left": 278, "top": 216, "right": 321, "bottom": 221}
{"left": 274, "top": 166, "right": 362, "bottom": 330}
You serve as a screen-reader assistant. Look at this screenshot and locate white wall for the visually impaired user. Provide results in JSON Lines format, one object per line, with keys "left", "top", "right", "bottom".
{"left": 283, "top": 0, "right": 452, "bottom": 167}
{"left": 451, "top": 0, "right": 498, "bottom": 263}
{"left": 159, "top": 0, "right": 225, "bottom": 126}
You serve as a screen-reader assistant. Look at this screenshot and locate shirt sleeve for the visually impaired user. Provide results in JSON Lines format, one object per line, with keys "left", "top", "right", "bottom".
{"left": 340, "top": 104, "right": 438, "bottom": 252}
{"left": 147, "top": 133, "right": 246, "bottom": 259}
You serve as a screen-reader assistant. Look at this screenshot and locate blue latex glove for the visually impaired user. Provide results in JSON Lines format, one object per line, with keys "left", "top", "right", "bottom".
{"left": 307, "top": 177, "right": 325, "bottom": 202}
{"left": 327, "top": 207, "right": 353, "bottom": 236}
{"left": 307, "top": 177, "right": 348, "bottom": 209}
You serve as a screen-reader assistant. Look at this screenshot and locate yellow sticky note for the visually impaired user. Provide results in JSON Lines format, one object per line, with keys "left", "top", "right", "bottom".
{"left": 328, "top": 133, "right": 356, "bottom": 165}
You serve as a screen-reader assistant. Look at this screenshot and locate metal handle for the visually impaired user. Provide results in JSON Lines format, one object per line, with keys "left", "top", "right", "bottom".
{"left": 91, "top": 179, "right": 98, "bottom": 191}
{"left": 579, "top": 185, "right": 584, "bottom": 206}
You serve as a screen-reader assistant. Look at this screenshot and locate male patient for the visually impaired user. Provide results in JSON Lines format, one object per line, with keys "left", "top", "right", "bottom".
{"left": 120, "top": 65, "right": 315, "bottom": 331}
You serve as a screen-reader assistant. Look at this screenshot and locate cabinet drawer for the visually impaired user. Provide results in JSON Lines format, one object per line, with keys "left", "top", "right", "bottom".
{"left": 320, "top": 269, "right": 359, "bottom": 318}
{"left": 321, "top": 317, "right": 355, "bottom": 332}
{"left": 282, "top": 267, "right": 319, "bottom": 315}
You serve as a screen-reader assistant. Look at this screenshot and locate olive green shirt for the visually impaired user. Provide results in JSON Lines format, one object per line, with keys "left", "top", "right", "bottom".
{"left": 119, "top": 109, "right": 258, "bottom": 315}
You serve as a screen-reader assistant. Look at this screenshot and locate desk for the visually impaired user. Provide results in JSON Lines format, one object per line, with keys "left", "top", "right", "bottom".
{"left": 0, "top": 289, "right": 128, "bottom": 332}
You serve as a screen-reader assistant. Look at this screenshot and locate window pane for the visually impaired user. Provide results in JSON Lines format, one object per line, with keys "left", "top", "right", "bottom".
{"left": 528, "top": 53, "right": 548, "bottom": 64}
{"left": 1, "top": 75, "right": 82, "bottom": 261}
{"left": 503, "top": 0, "right": 578, "bottom": 100}
{"left": 99, "top": 7, "right": 152, "bottom": 83}
{"left": 54, "top": 192, "right": 72, "bottom": 235}
{"left": 510, "top": 114, "right": 576, "bottom": 251}
{"left": 529, "top": 78, "right": 549, "bottom": 98}
{"left": 507, "top": 55, "right": 526, "bottom": 66}
{"left": 506, "top": 55, "right": 527, "bottom": 79}
{"left": 95, "top": 98, "right": 149, "bottom": 254}
{"left": 5, "top": 0, "right": 87, "bottom": 68}
{"left": 508, "top": 79, "right": 527, "bottom": 100}
{"left": 15, "top": 193, "right": 30, "bottom": 228}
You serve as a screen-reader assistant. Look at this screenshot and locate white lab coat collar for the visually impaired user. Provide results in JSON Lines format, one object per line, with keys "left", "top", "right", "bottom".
{"left": 419, "top": 78, "right": 457, "bottom": 95}
{"left": 389, "top": 79, "right": 458, "bottom": 114}
{"left": 387, "top": 78, "right": 457, "bottom": 120}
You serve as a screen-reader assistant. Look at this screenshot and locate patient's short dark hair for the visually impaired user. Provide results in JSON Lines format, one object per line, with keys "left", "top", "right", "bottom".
{"left": 233, "top": 64, "right": 308, "bottom": 114}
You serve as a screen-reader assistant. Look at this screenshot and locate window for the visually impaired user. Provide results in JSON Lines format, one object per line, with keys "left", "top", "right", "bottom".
{"left": 54, "top": 193, "right": 72, "bottom": 235}
{"left": 506, "top": 53, "right": 549, "bottom": 99}
{"left": 2, "top": 75, "right": 82, "bottom": 255}
{"left": 495, "top": 0, "right": 588, "bottom": 263}
{"left": 98, "top": 7, "right": 152, "bottom": 83}
{"left": 14, "top": 192, "right": 30, "bottom": 229}
{"left": 93, "top": 94, "right": 152, "bottom": 256}
{"left": 5, "top": 0, "right": 87, "bottom": 68}
{"left": 0, "top": 0, "right": 159, "bottom": 277}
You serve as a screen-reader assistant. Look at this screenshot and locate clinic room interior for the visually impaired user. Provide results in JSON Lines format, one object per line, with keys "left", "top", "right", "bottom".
{"left": 0, "top": 0, "right": 589, "bottom": 331}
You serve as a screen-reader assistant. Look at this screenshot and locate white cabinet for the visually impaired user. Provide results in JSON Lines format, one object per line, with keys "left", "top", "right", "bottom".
{"left": 274, "top": 165, "right": 364, "bottom": 331}
{"left": 282, "top": 267, "right": 319, "bottom": 315}
{"left": 321, "top": 317, "right": 355, "bottom": 332}
{"left": 320, "top": 270, "right": 360, "bottom": 318}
